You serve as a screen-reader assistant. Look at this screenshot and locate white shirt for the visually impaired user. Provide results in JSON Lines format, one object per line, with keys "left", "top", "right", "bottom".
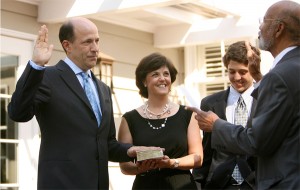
{"left": 226, "top": 86, "right": 254, "bottom": 126}
{"left": 63, "top": 57, "right": 102, "bottom": 115}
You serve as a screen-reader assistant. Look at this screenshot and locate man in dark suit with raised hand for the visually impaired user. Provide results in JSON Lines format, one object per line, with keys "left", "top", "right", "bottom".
{"left": 187, "top": 1, "right": 300, "bottom": 189}
{"left": 192, "top": 41, "right": 260, "bottom": 189}
{"left": 8, "top": 17, "right": 162, "bottom": 190}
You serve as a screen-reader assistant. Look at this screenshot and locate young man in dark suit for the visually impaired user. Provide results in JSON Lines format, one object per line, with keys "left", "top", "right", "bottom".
{"left": 188, "top": 1, "right": 300, "bottom": 189}
{"left": 8, "top": 17, "right": 162, "bottom": 190}
{"left": 192, "top": 41, "right": 260, "bottom": 189}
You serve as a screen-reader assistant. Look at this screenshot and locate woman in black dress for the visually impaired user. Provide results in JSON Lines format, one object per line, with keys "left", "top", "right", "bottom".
{"left": 118, "top": 52, "right": 203, "bottom": 189}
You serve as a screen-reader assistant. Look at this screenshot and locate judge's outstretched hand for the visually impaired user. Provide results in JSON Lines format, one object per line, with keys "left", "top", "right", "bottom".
{"left": 32, "top": 25, "right": 54, "bottom": 66}
{"left": 245, "top": 41, "right": 262, "bottom": 82}
{"left": 185, "top": 106, "right": 219, "bottom": 132}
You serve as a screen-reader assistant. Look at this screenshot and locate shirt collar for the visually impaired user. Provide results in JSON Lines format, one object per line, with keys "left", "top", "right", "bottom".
{"left": 64, "top": 57, "right": 91, "bottom": 77}
{"left": 270, "top": 46, "right": 297, "bottom": 70}
{"left": 229, "top": 85, "right": 254, "bottom": 104}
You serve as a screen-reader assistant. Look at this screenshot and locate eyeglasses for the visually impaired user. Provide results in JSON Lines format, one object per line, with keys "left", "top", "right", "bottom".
{"left": 258, "top": 17, "right": 285, "bottom": 25}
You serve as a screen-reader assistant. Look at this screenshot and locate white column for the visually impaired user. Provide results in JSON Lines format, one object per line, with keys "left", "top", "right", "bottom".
{"left": 177, "top": 46, "right": 201, "bottom": 107}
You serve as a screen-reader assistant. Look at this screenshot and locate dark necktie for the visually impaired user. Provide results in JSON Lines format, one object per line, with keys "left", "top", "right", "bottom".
{"left": 80, "top": 72, "right": 101, "bottom": 127}
{"left": 232, "top": 96, "right": 248, "bottom": 184}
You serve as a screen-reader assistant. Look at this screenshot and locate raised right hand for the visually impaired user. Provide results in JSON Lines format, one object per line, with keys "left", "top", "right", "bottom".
{"left": 245, "top": 41, "right": 262, "bottom": 82}
{"left": 32, "top": 25, "right": 54, "bottom": 66}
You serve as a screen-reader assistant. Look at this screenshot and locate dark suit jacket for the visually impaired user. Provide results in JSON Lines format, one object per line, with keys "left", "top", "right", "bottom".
{"left": 212, "top": 46, "right": 300, "bottom": 189}
{"left": 192, "top": 88, "right": 257, "bottom": 189}
{"left": 8, "top": 61, "right": 132, "bottom": 190}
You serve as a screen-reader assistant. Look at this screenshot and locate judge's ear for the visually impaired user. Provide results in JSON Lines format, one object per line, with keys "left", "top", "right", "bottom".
{"left": 275, "top": 22, "right": 285, "bottom": 38}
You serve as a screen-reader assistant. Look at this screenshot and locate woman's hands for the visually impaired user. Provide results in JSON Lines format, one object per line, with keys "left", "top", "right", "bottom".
{"left": 136, "top": 159, "right": 158, "bottom": 173}
{"left": 136, "top": 155, "right": 175, "bottom": 174}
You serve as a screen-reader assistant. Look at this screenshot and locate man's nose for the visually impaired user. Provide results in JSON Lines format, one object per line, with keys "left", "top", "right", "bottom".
{"left": 233, "top": 73, "right": 242, "bottom": 80}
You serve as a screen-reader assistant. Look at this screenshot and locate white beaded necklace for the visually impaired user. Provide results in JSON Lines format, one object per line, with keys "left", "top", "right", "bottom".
{"left": 143, "top": 102, "right": 171, "bottom": 119}
{"left": 146, "top": 117, "right": 168, "bottom": 130}
{"left": 143, "top": 101, "right": 171, "bottom": 130}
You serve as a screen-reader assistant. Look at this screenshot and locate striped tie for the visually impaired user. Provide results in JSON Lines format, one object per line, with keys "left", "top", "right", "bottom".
{"left": 232, "top": 96, "right": 248, "bottom": 184}
{"left": 80, "top": 72, "right": 101, "bottom": 127}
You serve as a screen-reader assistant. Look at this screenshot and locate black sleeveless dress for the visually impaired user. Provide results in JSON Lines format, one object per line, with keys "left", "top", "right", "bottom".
{"left": 123, "top": 105, "right": 198, "bottom": 190}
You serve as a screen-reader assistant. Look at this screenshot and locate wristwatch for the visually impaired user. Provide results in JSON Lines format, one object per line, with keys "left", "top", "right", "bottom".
{"left": 172, "top": 159, "right": 179, "bottom": 168}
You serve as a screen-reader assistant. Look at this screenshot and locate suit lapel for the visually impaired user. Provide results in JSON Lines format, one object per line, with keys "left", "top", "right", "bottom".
{"left": 250, "top": 98, "right": 257, "bottom": 119}
{"left": 56, "top": 61, "right": 94, "bottom": 111}
{"left": 251, "top": 87, "right": 258, "bottom": 100}
{"left": 213, "top": 89, "right": 229, "bottom": 120}
{"left": 246, "top": 97, "right": 257, "bottom": 129}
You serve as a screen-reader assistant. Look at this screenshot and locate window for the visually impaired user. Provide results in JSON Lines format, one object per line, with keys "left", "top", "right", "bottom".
{"left": 92, "top": 52, "right": 124, "bottom": 117}
{"left": 205, "top": 45, "right": 226, "bottom": 78}
{"left": 92, "top": 52, "right": 114, "bottom": 92}
{"left": 201, "top": 43, "right": 230, "bottom": 96}
{"left": 1, "top": 54, "right": 19, "bottom": 190}
{"left": 1, "top": 30, "right": 39, "bottom": 190}
{"left": 206, "top": 82, "right": 230, "bottom": 96}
